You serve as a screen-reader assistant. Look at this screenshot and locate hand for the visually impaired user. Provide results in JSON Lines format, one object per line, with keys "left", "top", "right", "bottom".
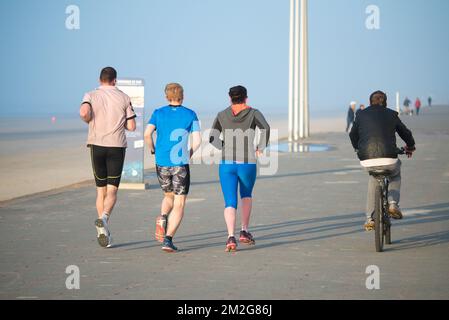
{"left": 404, "top": 146, "right": 415, "bottom": 158}
{"left": 255, "top": 150, "right": 263, "bottom": 158}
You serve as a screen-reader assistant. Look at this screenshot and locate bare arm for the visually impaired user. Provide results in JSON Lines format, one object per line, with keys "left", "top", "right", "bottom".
{"left": 125, "top": 118, "right": 136, "bottom": 131}
{"left": 144, "top": 124, "right": 156, "bottom": 154}
{"left": 124, "top": 100, "right": 137, "bottom": 131}
{"left": 189, "top": 131, "right": 202, "bottom": 159}
{"left": 79, "top": 102, "right": 92, "bottom": 123}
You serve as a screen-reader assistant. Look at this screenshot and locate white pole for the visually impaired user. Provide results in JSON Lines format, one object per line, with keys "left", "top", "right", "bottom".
{"left": 396, "top": 91, "right": 400, "bottom": 114}
{"left": 293, "top": 0, "right": 300, "bottom": 140}
{"left": 303, "top": 0, "right": 309, "bottom": 137}
{"left": 288, "top": 0, "right": 295, "bottom": 142}
{"left": 299, "top": 0, "right": 306, "bottom": 138}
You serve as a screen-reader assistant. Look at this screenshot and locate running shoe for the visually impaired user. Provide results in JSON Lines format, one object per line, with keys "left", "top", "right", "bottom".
{"left": 155, "top": 214, "right": 168, "bottom": 242}
{"left": 95, "top": 218, "right": 112, "bottom": 248}
{"left": 106, "top": 236, "right": 113, "bottom": 248}
{"left": 225, "top": 236, "right": 237, "bottom": 252}
{"left": 364, "top": 218, "right": 375, "bottom": 231}
{"left": 239, "top": 230, "right": 255, "bottom": 245}
{"left": 388, "top": 203, "right": 403, "bottom": 220}
{"left": 162, "top": 237, "right": 178, "bottom": 253}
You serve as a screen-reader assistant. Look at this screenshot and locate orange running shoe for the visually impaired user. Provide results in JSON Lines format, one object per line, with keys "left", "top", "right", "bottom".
{"left": 155, "top": 215, "right": 167, "bottom": 242}
{"left": 225, "top": 236, "right": 237, "bottom": 252}
{"left": 239, "top": 230, "right": 255, "bottom": 245}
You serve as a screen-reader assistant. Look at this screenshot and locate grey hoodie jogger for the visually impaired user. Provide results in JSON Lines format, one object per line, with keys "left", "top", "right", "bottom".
{"left": 209, "top": 107, "right": 270, "bottom": 163}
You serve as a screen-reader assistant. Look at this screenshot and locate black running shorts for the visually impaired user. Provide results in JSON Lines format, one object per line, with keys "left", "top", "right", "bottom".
{"left": 90, "top": 145, "right": 126, "bottom": 187}
{"left": 156, "top": 165, "right": 190, "bottom": 195}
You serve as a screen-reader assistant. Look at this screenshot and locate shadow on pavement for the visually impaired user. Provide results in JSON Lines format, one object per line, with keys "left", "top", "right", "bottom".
{"left": 244, "top": 202, "right": 449, "bottom": 252}
{"left": 116, "top": 202, "right": 449, "bottom": 253}
{"left": 389, "top": 230, "right": 449, "bottom": 251}
{"left": 112, "top": 240, "right": 157, "bottom": 249}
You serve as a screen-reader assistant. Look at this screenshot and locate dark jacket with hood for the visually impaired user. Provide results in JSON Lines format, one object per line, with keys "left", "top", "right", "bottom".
{"left": 209, "top": 107, "right": 270, "bottom": 163}
{"left": 349, "top": 105, "right": 415, "bottom": 161}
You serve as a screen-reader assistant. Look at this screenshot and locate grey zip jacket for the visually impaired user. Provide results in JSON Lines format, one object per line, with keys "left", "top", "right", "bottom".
{"left": 209, "top": 107, "right": 270, "bottom": 163}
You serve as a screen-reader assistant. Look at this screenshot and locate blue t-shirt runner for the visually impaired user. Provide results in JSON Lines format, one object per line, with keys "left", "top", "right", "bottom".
{"left": 149, "top": 105, "right": 200, "bottom": 167}
{"left": 145, "top": 82, "right": 202, "bottom": 254}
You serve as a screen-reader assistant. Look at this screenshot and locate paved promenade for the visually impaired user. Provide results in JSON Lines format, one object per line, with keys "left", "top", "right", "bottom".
{"left": 1, "top": 106, "right": 448, "bottom": 299}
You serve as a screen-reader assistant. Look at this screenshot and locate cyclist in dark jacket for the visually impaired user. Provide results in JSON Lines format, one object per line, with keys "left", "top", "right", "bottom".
{"left": 349, "top": 91, "right": 416, "bottom": 230}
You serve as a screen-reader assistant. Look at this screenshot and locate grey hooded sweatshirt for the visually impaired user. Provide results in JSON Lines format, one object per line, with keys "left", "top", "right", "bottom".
{"left": 209, "top": 107, "right": 270, "bottom": 163}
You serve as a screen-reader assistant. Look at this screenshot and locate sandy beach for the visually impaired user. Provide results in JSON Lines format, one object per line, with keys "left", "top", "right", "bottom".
{"left": 0, "top": 114, "right": 345, "bottom": 202}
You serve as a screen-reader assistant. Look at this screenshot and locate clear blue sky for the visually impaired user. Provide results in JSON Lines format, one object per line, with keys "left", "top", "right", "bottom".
{"left": 0, "top": 0, "right": 448, "bottom": 117}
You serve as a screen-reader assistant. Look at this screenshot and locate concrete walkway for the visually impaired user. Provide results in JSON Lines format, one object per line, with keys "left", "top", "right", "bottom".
{"left": 1, "top": 106, "right": 448, "bottom": 299}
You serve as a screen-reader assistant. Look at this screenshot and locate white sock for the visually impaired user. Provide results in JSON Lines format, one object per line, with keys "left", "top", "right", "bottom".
{"left": 101, "top": 213, "right": 110, "bottom": 222}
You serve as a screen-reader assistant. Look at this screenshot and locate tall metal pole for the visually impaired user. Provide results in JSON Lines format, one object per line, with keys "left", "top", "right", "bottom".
{"left": 293, "top": 0, "right": 300, "bottom": 141}
{"left": 299, "top": 0, "right": 308, "bottom": 138}
{"left": 289, "top": 0, "right": 308, "bottom": 140}
{"left": 303, "top": 0, "right": 309, "bottom": 137}
{"left": 288, "top": 0, "right": 295, "bottom": 142}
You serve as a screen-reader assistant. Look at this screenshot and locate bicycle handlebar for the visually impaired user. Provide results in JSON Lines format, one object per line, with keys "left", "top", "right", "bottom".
{"left": 355, "top": 147, "right": 411, "bottom": 157}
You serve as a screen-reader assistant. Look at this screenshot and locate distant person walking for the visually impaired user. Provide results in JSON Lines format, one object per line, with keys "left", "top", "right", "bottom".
{"left": 415, "top": 97, "right": 422, "bottom": 116}
{"left": 428, "top": 96, "right": 432, "bottom": 107}
{"left": 209, "top": 85, "right": 270, "bottom": 252}
{"left": 403, "top": 97, "right": 412, "bottom": 116}
{"left": 356, "top": 104, "right": 365, "bottom": 117}
{"left": 79, "top": 67, "right": 137, "bottom": 248}
{"left": 346, "top": 101, "right": 356, "bottom": 132}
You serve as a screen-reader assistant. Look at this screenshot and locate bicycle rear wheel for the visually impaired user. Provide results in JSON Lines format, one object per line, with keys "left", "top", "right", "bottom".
{"left": 374, "top": 186, "right": 384, "bottom": 252}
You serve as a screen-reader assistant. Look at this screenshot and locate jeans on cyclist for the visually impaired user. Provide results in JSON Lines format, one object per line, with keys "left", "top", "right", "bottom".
{"left": 364, "top": 159, "right": 401, "bottom": 220}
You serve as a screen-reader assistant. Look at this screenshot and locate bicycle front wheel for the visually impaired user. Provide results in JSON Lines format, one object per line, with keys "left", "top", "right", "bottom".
{"left": 374, "top": 186, "right": 384, "bottom": 252}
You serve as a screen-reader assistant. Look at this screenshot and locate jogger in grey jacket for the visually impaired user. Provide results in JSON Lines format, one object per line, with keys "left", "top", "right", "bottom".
{"left": 209, "top": 85, "right": 270, "bottom": 252}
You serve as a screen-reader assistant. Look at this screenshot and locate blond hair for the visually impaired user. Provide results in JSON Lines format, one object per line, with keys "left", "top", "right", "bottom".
{"left": 165, "top": 83, "right": 184, "bottom": 102}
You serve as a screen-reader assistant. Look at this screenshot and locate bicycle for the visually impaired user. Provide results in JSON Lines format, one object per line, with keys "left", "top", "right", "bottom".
{"left": 368, "top": 147, "right": 406, "bottom": 252}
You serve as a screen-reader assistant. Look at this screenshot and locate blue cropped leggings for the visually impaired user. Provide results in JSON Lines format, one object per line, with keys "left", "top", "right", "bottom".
{"left": 219, "top": 163, "right": 257, "bottom": 209}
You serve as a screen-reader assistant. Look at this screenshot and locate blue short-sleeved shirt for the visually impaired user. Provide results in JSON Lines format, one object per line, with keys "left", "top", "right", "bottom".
{"left": 149, "top": 105, "right": 200, "bottom": 167}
